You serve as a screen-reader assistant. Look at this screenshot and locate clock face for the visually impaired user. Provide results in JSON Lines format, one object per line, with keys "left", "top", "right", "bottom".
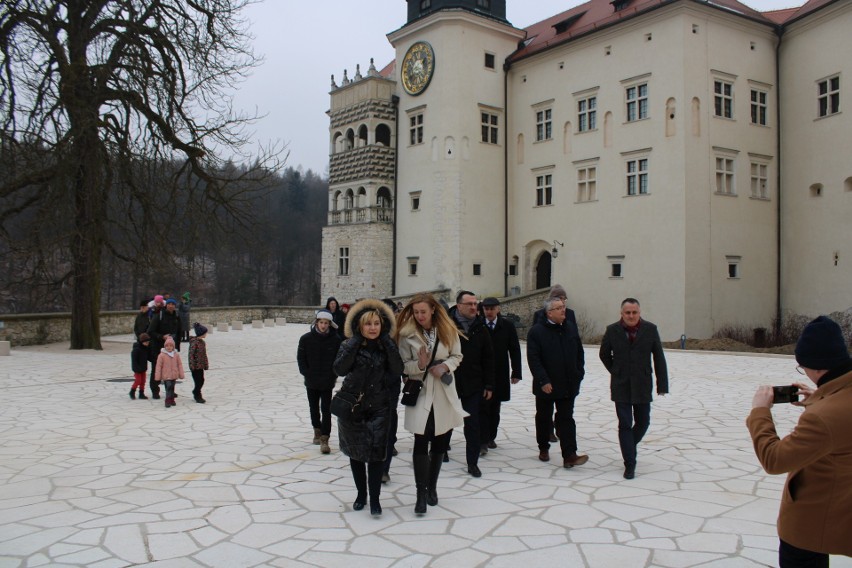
{"left": 401, "top": 42, "right": 435, "bottom": 96}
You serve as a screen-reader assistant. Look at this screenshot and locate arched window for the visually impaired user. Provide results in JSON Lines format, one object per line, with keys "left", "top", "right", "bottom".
{"left": 345, "top": 129, "right": 355, "bottom": 151}
{"left": 332, "top": 132, "right": 343, "bottom": 154}
{"left": 332, "top": 190, "right": 342, "bottom": 211}
{"left": 358, "top": 125, "right": 368, "bottom": 147}
{"left": 377, "top": 187, "right": 392, "bottom": 208}
{"left": 376, "top": 124, "right": 391, "bottom": 146}
{"left": 357, "top": 187, "right": 367, "bottom": 208}
{"left": 344, "top": 189, "right": 354, "bottom": 209}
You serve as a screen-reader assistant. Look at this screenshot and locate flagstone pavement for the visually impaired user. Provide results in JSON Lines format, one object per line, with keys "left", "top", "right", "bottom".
{"left": 1, "top": 323, "right": 850, "bottom": 568}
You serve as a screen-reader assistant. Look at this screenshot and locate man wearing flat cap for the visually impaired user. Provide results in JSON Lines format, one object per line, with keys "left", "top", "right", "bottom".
{"left": 479, "top": 297, "right": 522, "bottom": 454}
{"left": 747, "top": 315, "right": 852, "bottom": 567}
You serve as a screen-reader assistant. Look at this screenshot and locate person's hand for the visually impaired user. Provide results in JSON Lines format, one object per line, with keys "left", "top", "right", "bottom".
{"left": 417, "top": 345, "right": 430, "bottom": 370}
{"left": 511, "top": 378, "right": 520, "bottom": 385}
{"left": 752, "top": 385, "right": 774, "bottom": 409}
{"left": 542, "top": 383, "right": 553, "bottom": 394}
{"left": 483, "top": 389, "right": 493, "bottom": 400}
{"left": 429, "top": 362, "right": 449, "bottom": 379}
{"left": 792, "top": 382, "right": 815, "bottom": 406}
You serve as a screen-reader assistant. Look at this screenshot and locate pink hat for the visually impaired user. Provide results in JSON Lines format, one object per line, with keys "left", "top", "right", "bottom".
{"left": 164, "top": 336, "right": 175, "bottom": 347}
{"left": 154, "top": 295, "right": 164, "bottom": 304}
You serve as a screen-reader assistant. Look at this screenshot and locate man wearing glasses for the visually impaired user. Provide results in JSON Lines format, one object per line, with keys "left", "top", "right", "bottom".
{"left": 747, "top": 316, "right": 852, "bottom": 567}
{"left": 448, "top": 290, "right": 494, "bottom": 477}
{"left": 526, "top": 296, "right": 587, "bottom": 468}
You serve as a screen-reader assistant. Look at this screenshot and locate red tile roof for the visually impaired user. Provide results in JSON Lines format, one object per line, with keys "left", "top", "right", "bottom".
{"left": 762, "top": 7, "right": 798, "bottom": 24}
{"left": 508, "top": 0, "right": 779, "bottom": 62}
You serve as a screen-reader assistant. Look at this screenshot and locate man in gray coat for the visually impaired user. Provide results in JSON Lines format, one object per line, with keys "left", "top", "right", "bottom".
{"left": 599, "top": 298, "right": 668, "bottom": 479}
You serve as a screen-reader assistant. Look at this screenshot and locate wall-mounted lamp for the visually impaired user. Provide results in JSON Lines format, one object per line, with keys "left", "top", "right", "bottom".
{"left": 552, "top": 240, "right": 564, "bottom": 258}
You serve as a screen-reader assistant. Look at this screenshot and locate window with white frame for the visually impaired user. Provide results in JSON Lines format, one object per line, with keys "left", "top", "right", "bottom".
{"left": 578, "top": 96, "right": 597, "bottom": 131}
{"left": 818, "top": 75, "right": 840, "bottom": 117}
{"left": 750, "top": 89, "right": 767, "bottom": 125}
{"left": 608, "top": 255, "right": 625, "bottom": 278}
{"left": 408, "top": 257, "right": 419, "bottom": 276}
{"left": 409, "top": 113, "right": 424, "bottom": 145}
{"left": 626, "top": 158, "right": 648, "bottom": 196}
{"left": 726, "top": 256, "right": 741, "bottom": 279}
{"left": 715, "top": 155, "right": 736, "bottom": 195}
{"left": 536, "top": 108, "right": 552, "bottom": 141}
{"left": 714, "top": 80, "right": 734, "bottom": 118}
{"left": 750, "top": 160, "right": 769, "bottom": 199}
{"left": 626, "top": 83, "right": 648, "bottom": 122}
{"left": 410, "top": 191, "right": 421, "bottom": 211}
{"left": 535, "top": 173, "right": 553, "bottom": 206}
{"left": 577, "top": 164, "right": 597, "bottom": 202}
{"left": 481, "top": 111, "right": 499, "bottom": 144}
{"left": 338, "top": 247, "right": 350, "bottom": 276}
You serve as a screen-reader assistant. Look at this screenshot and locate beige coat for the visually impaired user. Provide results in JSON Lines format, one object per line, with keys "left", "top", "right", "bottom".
{"left": 398, "top": 322, "right": 467, "bottom": 436}
{"left": 746, "top": 371, "right": 852, "bottom": 555}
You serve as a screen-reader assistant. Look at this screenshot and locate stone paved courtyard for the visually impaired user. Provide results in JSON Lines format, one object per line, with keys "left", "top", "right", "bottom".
{"left": 1, "top": 323, "right": 850, "bottom": 568}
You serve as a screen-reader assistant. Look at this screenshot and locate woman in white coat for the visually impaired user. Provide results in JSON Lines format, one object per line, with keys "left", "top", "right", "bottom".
{"left": 396, "top": 293, "right": 468, "bottom": 515}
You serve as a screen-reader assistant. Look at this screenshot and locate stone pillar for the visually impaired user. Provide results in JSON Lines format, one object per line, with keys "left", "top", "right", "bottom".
{"left": 252, "top": 320, "right": 263, "bottom": 329}
{"left": 217, "top": 323, "right": 229, "bottom": 332}
{"left": 264, "top": 319, "right": 275, "bottom": 327}
{"left": 276, "top": 317, "right": 287, "bottom": 325}
{"left": 232, "top": 321, "right": 243, "bottom": 330}
{"left": 0, "top": 341, "right": 10, "bottom": 356}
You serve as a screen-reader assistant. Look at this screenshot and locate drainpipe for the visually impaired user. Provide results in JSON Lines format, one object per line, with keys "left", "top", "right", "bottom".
{"left": 503, "top": 59, "right": 510, "bottom": 298}
{"left": 391, "top": 94, "right": 400, "bottom": 296}
{"left": 774, "top": 27, "right": 782, "bottom": 338}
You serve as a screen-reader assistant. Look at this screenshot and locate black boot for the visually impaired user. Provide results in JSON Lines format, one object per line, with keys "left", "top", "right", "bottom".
{"left": 427, "top": 451, "right": 444, "bottom": 506}
{"left": 129, "top": 388, "right": 136, "bottom": 400}
{"left": 368, "top": 461, "right": 383, "bottom": 517}
{"left": 350, "top": 459, "right": 367, "bottom": 511}
{"left": 413, "top": 454, "right": 429, "bottom": 515}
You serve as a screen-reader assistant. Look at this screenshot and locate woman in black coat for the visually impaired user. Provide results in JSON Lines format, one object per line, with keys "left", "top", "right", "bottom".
{"left": 333, "top": 298, "right": 403, "bottom": 516}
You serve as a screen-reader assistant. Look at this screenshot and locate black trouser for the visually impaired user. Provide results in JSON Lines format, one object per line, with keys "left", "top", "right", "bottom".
{"left": 191, "top": 369, "right": 205, "bottom": 399}
{"left": 413, "top": 409, "right": 451, "bottom": 456}
{"left": 459, "top": 391, "right": 482, "bottom": 467}
{"left": 615, "top": 402, "right": 651, "bottom": 465}
{"left": 306, "top": 388, "right": 333, "bottom": 436}
{"left": 779, "top": 539, "right": 828, "bottom": 568}
{"left": 536, "top": 395, "right": 577, "bottom": 457}
{"left": 350, "top": 459, "right": 383, "bottom": 505}
{"left": 479, "top": 396, "right": 502, "bottom": 444}
{"left": 384, "top": 407, "right": 398, "bottom": 475}
{"left": 149, "top": 363, "right": 160, "bottom": 396}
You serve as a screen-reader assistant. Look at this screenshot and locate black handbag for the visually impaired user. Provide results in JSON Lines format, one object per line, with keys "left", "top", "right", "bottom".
{"left": 401, "top": 341, "right": 439, "bottom": 407}
{"left": 330, "top": 390, "right": 363, "bottom": 419}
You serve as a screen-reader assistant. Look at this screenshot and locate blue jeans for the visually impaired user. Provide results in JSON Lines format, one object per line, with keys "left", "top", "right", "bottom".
{"left": 615, "top": 402, "right": 650, "bottom": 465}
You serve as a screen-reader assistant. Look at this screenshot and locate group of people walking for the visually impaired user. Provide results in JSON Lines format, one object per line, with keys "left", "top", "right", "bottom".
{"left": 130, "top": 292, "right": 210, "bottom": 407}
{"left": 297, "top": 286, "right": 670, "bottom": 517}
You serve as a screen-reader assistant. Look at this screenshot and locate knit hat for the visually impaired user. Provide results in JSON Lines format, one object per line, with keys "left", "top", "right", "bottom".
{"left": 549, "top": 284, "right": 567, "bottom": 299}
{"left": 182, "top": 291, "right": 191, "bottom": 300}
{"left": 139, "top": 298, "right": 150, "bottom": 307}
{"left": 193, "top": 322, "right": 208, "bottom": 337}
{"left": 164, "top": 336, "right": 176, "bottom": 348}
{"left": 315, "top": 310, "right": 338, "bottom": 329}
{"left": 165, "top": 298, "right": 178, "bottom": 305}
{"left": 795, "top": 316, "right": 850, "bottom": 370}
{"left": 154, "top": 295, "right": 164, "bottom": 304}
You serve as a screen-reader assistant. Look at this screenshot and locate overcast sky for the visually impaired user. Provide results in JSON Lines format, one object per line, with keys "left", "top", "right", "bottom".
{"left": 233, "top": 0, "right": 802, "bottom": 175}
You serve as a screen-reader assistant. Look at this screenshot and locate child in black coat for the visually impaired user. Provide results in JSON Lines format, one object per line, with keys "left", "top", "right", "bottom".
{"left": 130, "top": 333, "right": 151, "bottom": 399}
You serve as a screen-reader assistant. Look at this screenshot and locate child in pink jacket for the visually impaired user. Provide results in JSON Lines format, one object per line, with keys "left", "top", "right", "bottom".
{"left": 155, "top": 336, "right": 185, "bottom": 408}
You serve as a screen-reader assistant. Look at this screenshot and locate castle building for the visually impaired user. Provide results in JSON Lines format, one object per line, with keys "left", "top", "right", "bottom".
{"left": 322, "top": 0, "right": 851, "bottom": 340}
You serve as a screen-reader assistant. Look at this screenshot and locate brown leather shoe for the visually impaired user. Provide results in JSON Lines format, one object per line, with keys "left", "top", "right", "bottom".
{"left": 538, "top": 450, "right": 550, "bottom": 462}
{"left": 563, "top": 453, "right": 589, "bottom": 468}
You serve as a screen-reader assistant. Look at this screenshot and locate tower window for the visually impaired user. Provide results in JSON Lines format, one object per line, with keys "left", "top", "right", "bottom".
{"left": 338, "top": 247, "right": 350, "bottom": 276}
{"left": 484, "top": 52, "right": 495, "bottom": 69}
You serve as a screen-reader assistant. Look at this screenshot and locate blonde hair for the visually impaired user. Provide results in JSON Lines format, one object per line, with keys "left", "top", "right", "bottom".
{"left": 358, "top": 310, "right": 383, "bottom": 334}
{"left": 396, "top": 293, "right": 462, "bottom": 348}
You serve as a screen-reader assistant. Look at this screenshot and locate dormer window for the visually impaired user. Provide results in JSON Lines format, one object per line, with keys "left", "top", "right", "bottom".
{"left": 553, "top": 12, "right": 585, "bottom": 35}
{"left": 420, "top": 0, "right": 431, "bottom": 11}
{"left": 611, "top": 0, "right": 631, "bottom": 11}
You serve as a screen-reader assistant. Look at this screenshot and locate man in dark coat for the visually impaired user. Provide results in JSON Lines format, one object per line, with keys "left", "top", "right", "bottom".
{"left": 147, "top": 298, "right": 182, "bottom": 399}
{"left": 448, "top": 290, "right": 494, "bottom": 478}
{"left": 298, "top": 310, "right": 342, "bottom": 454}
{"left": 133, "top": 299, "right": 151, "bottom": 340}
{"left": 599, "top": 297, "right": 668, "bottom": 479}
{"left": 527, "top": 296, "right": 588, "bottom": 468}
{"left": 479, "top": 297, "right": 522, "bottom": 453}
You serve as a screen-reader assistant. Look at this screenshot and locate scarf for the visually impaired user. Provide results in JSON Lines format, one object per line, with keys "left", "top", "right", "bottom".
{"left": 620, "top": 319, "right": 641, "bottom": 344}
{"left": 454, "top": 311, "right": 474, "bottom": 333}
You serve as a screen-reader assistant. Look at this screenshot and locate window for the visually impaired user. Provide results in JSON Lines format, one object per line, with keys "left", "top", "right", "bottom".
{"left": 338, "top": 247, "right": 350, "bottom": 276}
{"left": 409, "top": 113, "right": 424, "bottom": 145}
{"left": 473, "top": 263, "right": 482, "bottom": 276}
{"left": 714, "top": 80, "right": 734, "bottom": 118}
{"left": 484, "top": 52, "right": 495, "bottom": 69}
{"left": 626, "top": 158, "right": 648, "bottom": 195}
{"left": 476, "top": 0, "right": 490, "bottom": 7}
{"left": 408, "top": 257, "right": 419, "bottom": 276}
{"left": 750, "top": 89, "right": 767, "bottom": 125}
{"left": 481, "top": 112, "right": 499, "bottom": 144}
{"left": 726, "top": 256, "right": 741, "bottom": 279}
{"left": 536, "top": 109, "right": 552, "bottom": 141}
{"left": 626, "top": 83, "right": 648, "bottom": 122}
{"left": 818, "top": 76, "right": 840, "bottom": 117}
{"left": 509, "top": 257, "right": 518, "bottom": 276}
{"left": 420, "top": 0, "right": 431, "bottom": 10}
{"left": 750, "top": 161, "right": 768, "bottom": 199}
{"left": 536, "top": 174, "right": 553, "bottom": 206}
{"left": 715, "top": 157, "right": 735, "bottom": 195}
{"left": 608, "top": 255, "right": 625, "bottom": 278}
{"left": 577, "top": 165, "right": 597, "bottom": 202}
{"left": 578, "top": 96, "right": 597, "bottom": 131}
{"left": 410, "top": 191, "right": 421, "bottom": 211}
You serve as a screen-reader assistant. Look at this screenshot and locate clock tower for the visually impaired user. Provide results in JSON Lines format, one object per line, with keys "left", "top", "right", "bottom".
{"left": 390, "top": 1, "right": 524, "bottom": 297}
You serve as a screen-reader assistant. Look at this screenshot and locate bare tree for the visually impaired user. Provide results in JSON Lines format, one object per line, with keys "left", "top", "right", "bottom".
{"left": 0, "top": 0, "right": 281, "bottom": 348}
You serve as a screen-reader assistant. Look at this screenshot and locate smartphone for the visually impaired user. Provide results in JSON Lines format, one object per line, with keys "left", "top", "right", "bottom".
{"left": 772, "top": 385, "right": 799, "bottom": 404}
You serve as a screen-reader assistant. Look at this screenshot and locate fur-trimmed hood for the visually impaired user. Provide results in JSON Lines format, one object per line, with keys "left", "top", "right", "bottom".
{"left": 343, "top": 298, "right": 397, "bottom": 339}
